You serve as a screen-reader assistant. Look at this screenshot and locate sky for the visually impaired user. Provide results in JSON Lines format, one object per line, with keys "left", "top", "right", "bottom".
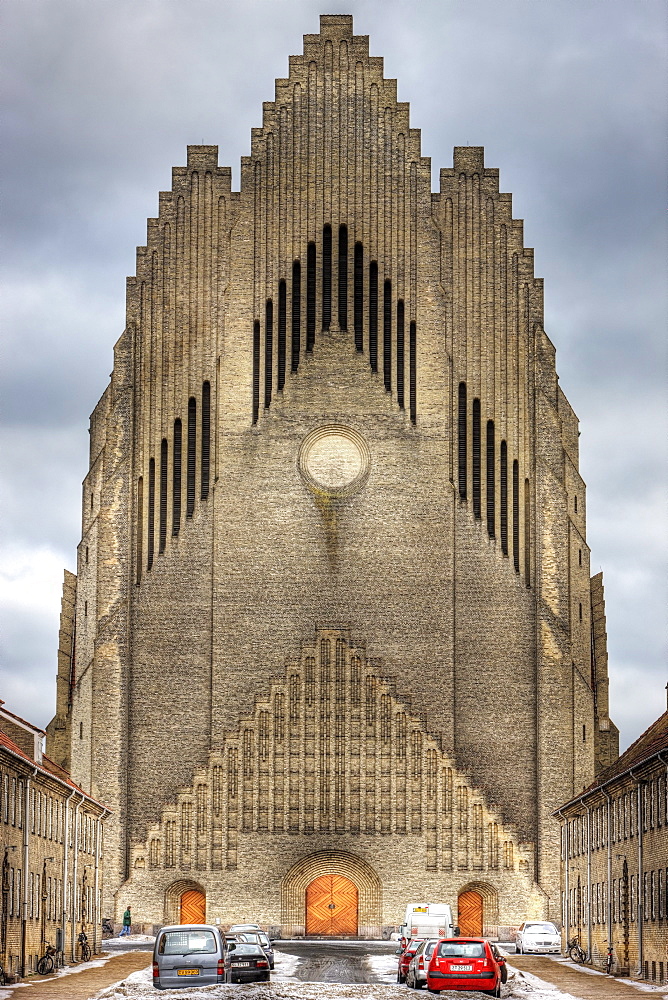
{"left": 1, "top": 0, "right": 666, "bottom": 754}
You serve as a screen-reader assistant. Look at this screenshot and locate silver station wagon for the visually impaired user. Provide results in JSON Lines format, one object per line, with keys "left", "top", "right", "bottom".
{"left": 152, "top": 924, "right": 226, "bottom": 990}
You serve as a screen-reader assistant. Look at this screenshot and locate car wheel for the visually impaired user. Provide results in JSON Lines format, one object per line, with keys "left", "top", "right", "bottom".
{"left": 501, "top": 965, "right": 508, "bottom": 984}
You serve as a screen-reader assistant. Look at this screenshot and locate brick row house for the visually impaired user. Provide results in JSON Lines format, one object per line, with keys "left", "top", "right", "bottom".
{"left": 557, "top": 707, "right": 668, "bottom": 985}
{"left": 0, "top": 701, "right": 108, "bottom": 979}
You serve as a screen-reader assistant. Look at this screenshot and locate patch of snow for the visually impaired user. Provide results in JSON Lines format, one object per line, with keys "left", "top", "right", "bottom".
{"left": 272, "top": 948, "right": 301, "bottom": 982}
{"left": 364, "top": 950, "right": 399, "bottom": 985}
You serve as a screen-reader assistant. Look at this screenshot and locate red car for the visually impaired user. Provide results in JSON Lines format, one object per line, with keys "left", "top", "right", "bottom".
{"left": 426, "top": 937, "right": 505, "bottom": 996}
{"left": 396, "top": 937, "right": 424, "bottom": 983}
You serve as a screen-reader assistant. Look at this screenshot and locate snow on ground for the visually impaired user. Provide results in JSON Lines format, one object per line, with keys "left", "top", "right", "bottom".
{"left": 364, "top": 948, "right": 399, "bottom": 985}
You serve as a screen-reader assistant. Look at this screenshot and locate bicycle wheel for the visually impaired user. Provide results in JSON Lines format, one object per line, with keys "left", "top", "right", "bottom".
{"left": 81, "top": 943, "right": 91, "bottom": 962}
{"left": 37, "top": 955, "right": 54, "bottom": 975}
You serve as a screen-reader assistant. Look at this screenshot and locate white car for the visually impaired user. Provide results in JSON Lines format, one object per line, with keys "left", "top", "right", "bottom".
{"left": 515, "top": 921, "right": 561, "bottom": 954}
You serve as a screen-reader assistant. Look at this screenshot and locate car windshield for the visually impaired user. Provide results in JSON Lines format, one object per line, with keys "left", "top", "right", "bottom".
{"left": 525, "top": 923, "right": 558, "bottom": 934}
{"left": 238, "top": 932, "right": 270, "bottom": 946}
{"left": 158, "top": 930, "right": 217, "bottom": 955}
{"left": 438, "top": 941, "right": 485, "bottom": 958}
{"left": 425, "top": 941, "right": 437, "bottom": 957}
{"left": 231, "top": 944, "right": 263, "bottom": 956}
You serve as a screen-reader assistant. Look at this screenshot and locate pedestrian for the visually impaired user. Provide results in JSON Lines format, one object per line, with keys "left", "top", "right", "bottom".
{"left": 119, "top": 906, "right": 132, "bottom": 937}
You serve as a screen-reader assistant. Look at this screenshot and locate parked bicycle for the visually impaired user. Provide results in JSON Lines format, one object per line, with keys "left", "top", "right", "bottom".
{"left": 605, "top": 942, "right": 614, "bottom": 975}
{"left": 78, "top": 930, "right": 91, "bottom": 963}
{"left": 37, "top": 943, "right": 57, "bottom": 976}
{"left": 0, "top": 960, "right": 6, "bottom": 985}
{"left": 102, "top": 917, "right": 115, "bottom": 937}
{"left": 567, "top": 936, "right": 587, "bottom": 964}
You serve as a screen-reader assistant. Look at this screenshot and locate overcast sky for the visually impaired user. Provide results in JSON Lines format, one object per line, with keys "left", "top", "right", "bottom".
{"left": 1, "top": 0, "right": 666, "bottom": 753}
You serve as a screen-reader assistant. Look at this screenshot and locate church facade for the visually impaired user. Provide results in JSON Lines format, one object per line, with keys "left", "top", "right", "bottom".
{"left": 47, "top": 15, "right": 618, "bottom": 939}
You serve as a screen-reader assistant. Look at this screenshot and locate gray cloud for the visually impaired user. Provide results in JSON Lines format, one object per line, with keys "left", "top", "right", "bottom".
{"left": 1, "top": 0, "right": 666, "bottom": 750}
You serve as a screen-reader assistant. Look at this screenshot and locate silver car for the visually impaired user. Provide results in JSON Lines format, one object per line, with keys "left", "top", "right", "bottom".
{"left": 406, "top": 938, "right": 438, "bottom": 989}
{"left": 515, "top": 920, "right": 560, "bottom": 954}
{"left": 152, "top": 924, "right": 226, "bottom": 990}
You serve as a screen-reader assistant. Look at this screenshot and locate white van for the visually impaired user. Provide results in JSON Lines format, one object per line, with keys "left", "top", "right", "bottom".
{"left": 399, "top": 903, "right": 456, "bottom": 942}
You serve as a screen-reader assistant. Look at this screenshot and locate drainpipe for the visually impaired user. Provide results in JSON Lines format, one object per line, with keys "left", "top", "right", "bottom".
{"left": 557, "top": 809, "right": 569, "bottom": 948}
{"left": 71, "top": 794, "right": 83, "bottom": 961}
{"left": 602, "top": 788, "right": 612, "bottom": 966}
{"left": 93, "top": 810, "right": 109, "bottom": 955}
{"left": 586, "top": 805, "right": 592, "bottom": 962}
{"left": 62, "top": 789, "right": 77, "bottom": 963}
{"left": 20, "top": 769, "right": 37, "bottom": 978}
{"left": 630, "top": 769, "right": 643, "bottom": 979}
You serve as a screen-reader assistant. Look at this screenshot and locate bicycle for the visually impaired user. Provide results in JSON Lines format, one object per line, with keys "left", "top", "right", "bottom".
{"left": 0, "top": 960, "right": 6, "bottom": 986}
{"left": 605, "top": 942, "right": 614, "bottom": 975}
{"left": 37, "top": 943, "right": 56, "bottom": 976}
{"left": 78, "top": 930, "right": 91, "bottom": 963}
{"left": 567, "top": 936, "right": 586, "bottom": 964}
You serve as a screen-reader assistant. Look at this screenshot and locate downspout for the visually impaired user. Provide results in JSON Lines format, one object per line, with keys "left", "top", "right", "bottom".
{"left": 93, "top": 809, "right": 110, "bottom": 956}
{"left": 630, "top": 768, "right": 643, "bottom": 979}
{"left": 20, "top": 769, "right": 37, "bottom": 979}
{"left": 71, "top": 793, "right": 83, "bottom": 961}
{"left": 603, "top": 788, "right": 612, "bottom": 964}
{"left": 62, "top": 789, "right": 77, "bottom": 963}
{"left": 586, "top": 805, "right": 592, "bottom": 961}
{"left": 557, "top": 809, "right": 569, "bottom": 948}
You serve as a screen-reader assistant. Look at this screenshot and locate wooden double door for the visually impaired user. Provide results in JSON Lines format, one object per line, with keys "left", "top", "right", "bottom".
{"left": 180, "top": 889, "right": 206, "bottom": 924}
{"left": 458, "top": 890, "right": 483, "bottom": 936}
{"left": 306, "top": 874, "right": 358, "bottom": 936}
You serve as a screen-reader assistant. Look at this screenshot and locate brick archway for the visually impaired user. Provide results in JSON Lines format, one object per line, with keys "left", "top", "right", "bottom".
{"left": 457, "top": 882, "right": 499, "bottom": 938}
{"left": 281, "top": 851, "right": 382, "bottom": 939}
{"left": 164, "top": 879, "right": 206, "bottom": 926}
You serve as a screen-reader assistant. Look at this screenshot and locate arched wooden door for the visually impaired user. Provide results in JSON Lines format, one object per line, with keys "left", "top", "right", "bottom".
{"left": 306, "top": 874, "right": 358, "bottom": 936}
{"left": 458, "top": 890, "right": 483, "bottom": 936}
{"left": 180, "top": 889, "right": 206, "bottom": 925}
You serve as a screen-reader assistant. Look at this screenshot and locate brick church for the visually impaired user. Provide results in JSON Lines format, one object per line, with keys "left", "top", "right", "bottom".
{"left": 47, "top": 15, "right": 618, "bottom": 938}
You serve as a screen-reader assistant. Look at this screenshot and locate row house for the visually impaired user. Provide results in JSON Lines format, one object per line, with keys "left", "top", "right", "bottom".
{"left": 556, "top": 706, "right": 668, "bottom": 985}
{"left": 0, "top": 701, "right": 108, "bottom": 980}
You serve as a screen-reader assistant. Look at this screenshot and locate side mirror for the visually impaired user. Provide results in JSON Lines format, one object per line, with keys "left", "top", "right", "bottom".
{"left": 395, "top": 948, "right": 403, "bottom": 955}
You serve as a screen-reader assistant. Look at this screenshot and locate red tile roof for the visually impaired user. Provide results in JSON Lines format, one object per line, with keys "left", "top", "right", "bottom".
{"left": 0, "top": 729, "right": 108, "bottom": 810}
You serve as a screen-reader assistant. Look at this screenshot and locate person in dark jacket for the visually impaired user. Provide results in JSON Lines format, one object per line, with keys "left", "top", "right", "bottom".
{"left": 119, "top": 907, "right": 132, "bottom": 936}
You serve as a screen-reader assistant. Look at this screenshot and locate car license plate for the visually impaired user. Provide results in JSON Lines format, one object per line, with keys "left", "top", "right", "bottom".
{"left": 236, "top": 962, "right": 251, "bottom": 967}
{"left": 454, "top": 964, "right": 473, "bottom": 971}
{"left": 177, "top": 969, "right": 199, "bottom": 976}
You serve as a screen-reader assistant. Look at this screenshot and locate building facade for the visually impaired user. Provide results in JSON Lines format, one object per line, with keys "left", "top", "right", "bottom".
{"left": 557, "top": 708, "right": 668, "bottom": 985}
{"left": 46, "top": 14, "right": 618, "bottom": 938}
{"left": 1, "top": 702, "right": 107, "bottom": 979}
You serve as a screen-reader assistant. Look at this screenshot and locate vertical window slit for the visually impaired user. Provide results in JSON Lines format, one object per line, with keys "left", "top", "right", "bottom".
{"left": 322, "top": 224, "right": 332, "bottom": 331}
{"left": 472, "top": 398, "right": 481, "bottom": 519}
{"left": 369, "top": 261, "right": 378, "bottom": 372}
{"left": 524, "top": 477, "right": 531, "bottom": 585}
{"left": 201, "top": 381, "right": 210, "bottom": 500}
{"left": 306, "top": 244, "right": 316, "bottom": 353}
{"left": 486, "top": 420, "right": 495, "bottom": 537}
{"left": 396, "top": 300, "right": 405, "bottom": 409}
{"left": 500, "top": 440, "right": 508, "bottom": 555}
{"left": 186, "top": 397, "right": 196, "bottom": 518}
{"left": 172, "top": 419, "right": 182, "bottom": 535}
{"left": 147, "top": 458, "right": 155, "bottom": 570}
{"left": 278, "top": 281, "right": 286, "bottom": 390}
{"left": 409, "top": 321, "right": 417, "bottom": 424}
{"left": 458, "top": 382, "right": 467, "bottom": 500}
{"left": 252, "top": 321, "right": 260, "bottom": 422}
{"left": 136, "top": 477, "right": 143, "bottom": 584}
{"left": 354, "top": 242, "right": 364, "bottom": 352}
{"left": 292, "top": 261, "right": 301, "bottom": 370}
{"left": 338, "top": 224, "right": 348, "bottom": 330}
{"left": 264, "top": 299, "right": 273, "bottom": 409}
{"left": 512, "top": 459, "right": 520, "bottom": 572}
{"left": 383, "top": 279, "right": 392, "bottom": 392}
{"left": 159, "top": 438, "right": 168, "bottom": 553}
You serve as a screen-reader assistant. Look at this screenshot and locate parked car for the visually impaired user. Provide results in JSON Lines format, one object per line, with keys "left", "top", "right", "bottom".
{"left": 224, "top": 941, "right": 270, "bottom": 983}
{"left": 515, "top": 921, "right": 560, "bottom": 954}
{"left": 234, "top": 930, "right": 275, "bottom": 969}
{"left": 406, "top": 937, "right": 438, "bottom": 989}
{"left": 396, "top": 937, "right": 424, "bottom": 983}
{"left": 152, "top": 924, "right": 226, "bottom": 990}
{"left": 426, "top": 937, "right": 505, "bottom": 996}
{"left": 228, "top": 923, "right": 262, "bottom": 933}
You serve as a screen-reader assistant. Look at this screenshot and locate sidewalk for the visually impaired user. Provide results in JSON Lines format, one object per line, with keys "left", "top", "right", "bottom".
{"left": 0, "top": 950, "right": 152, "bottom": 1000}
{"left": 510, "top": 954, "right": 668, "bottom": 999}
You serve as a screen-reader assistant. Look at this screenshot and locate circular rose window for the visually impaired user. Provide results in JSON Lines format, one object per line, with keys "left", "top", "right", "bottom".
{"left": 298, "top": 425, "right": 370, "bottom": 498}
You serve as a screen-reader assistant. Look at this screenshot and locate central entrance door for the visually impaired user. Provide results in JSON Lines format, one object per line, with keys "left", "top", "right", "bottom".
{"left": 180, "top": 889, "right": 206, "bottom": 925}
{"left": 306, "top": 874, "right": 358, "bottom": 936}
{"left": 458, "top": 890, "right": 483, "bottom": 936}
